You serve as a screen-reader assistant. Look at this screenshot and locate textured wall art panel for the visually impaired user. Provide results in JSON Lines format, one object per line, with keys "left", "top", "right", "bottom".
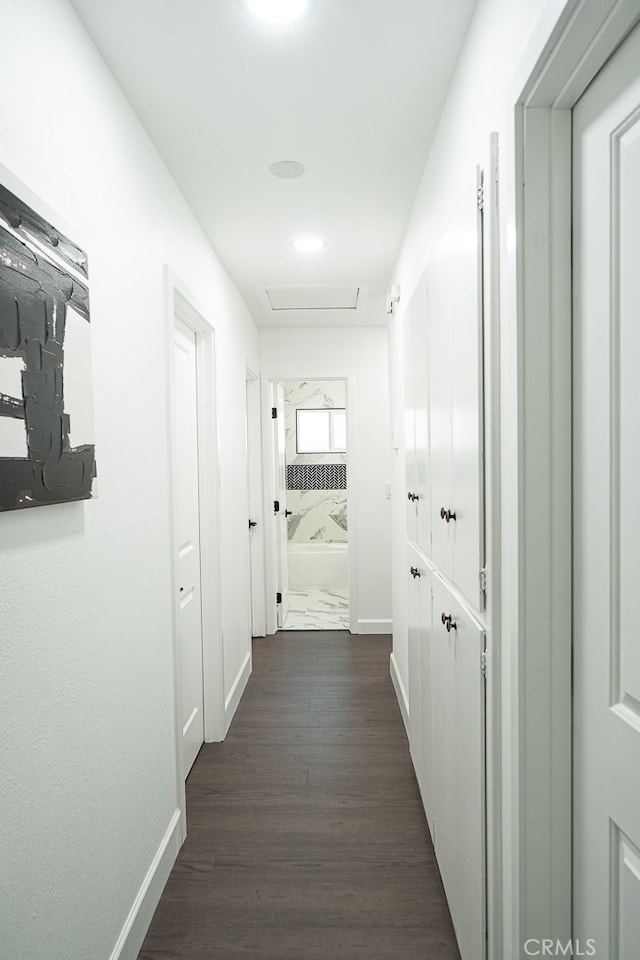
{"left": 287, "top": 463, "right": 347, "bottom": 491}
{"left": 0, "top": 182, "right": 96, "bottom": 511}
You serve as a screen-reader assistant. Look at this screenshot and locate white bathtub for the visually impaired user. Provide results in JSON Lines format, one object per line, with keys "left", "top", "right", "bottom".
{"left": 287, "top": 542, "right": 349, "bottom": 591}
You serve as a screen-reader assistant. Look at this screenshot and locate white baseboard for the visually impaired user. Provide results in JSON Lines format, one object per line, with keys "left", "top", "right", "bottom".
{"left": 390, "top": 651, "right": 409, "bottom": 737}
{"left": 356, "top": 618, "right": 393, "bottom": 635}
{"left": 110, "top": 808, "right": 182, "bottom": 960}
{"left": 224, "top": 650, "right": 252, "bottom": 735}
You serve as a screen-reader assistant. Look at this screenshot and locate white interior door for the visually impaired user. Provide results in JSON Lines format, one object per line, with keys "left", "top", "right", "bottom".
{"left": 173, "top": 318, "right": 204, "bottom": 778}
{"left": 246, "top": 369, "right": 265, "bottom": 637}
{"left": 274, "top": 383, "right": 288, "bottom": 628}
{"left": 573, "top": 21, "right": 640, "bottom": 957}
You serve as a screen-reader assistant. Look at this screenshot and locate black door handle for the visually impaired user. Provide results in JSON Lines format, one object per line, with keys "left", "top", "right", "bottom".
{"left": 248, "top": 520, "right": 258, "bottom": 529}
{"left": 284, "top": 510, "right": 293, "bottom": 517}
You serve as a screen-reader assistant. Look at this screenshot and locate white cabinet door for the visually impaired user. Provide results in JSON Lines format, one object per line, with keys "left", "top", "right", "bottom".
{"left": 407, "top": 543, "right": 434, "bottom": 829}
{"left": 573, "top": 22, "right": 640, "bottom": 955}
{"left": 432, "top": 575, "right": 486, "bottom": 960}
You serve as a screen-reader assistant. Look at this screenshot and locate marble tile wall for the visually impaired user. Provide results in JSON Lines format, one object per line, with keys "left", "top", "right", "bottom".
{"left": 282, "top": 379, "right": 348, "bottom": 544}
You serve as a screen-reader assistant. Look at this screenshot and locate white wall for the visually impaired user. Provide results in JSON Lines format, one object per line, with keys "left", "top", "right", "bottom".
{"left": 387, "top": 0, "right": 579, "bottom": 954}
{"left": 260, "top": 327, "right": 392, "bottom": 634}
{"left": 0, "top": 1, "right": 258, "bottom": 958}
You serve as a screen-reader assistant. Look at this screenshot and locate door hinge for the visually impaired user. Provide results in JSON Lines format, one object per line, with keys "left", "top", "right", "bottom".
{"left": 481, "top": 650, "right": 488, "bottom": 678}
{"left": 271, "top": 406, "right": 277, "bottom": 419}
{"left": 479, "top": 567, "right": 487, "bottom": 593}
{"left": 477, "top": 184, "right": 484, "bottom": 210}
{"left": 274, "top": 499, "right": 280, "bottom": 513}
{"left": 276, "top": 592, "right": 282, "bottom": 604}
{"left": 386, "top": 283, "right": 401, "bottom": 316}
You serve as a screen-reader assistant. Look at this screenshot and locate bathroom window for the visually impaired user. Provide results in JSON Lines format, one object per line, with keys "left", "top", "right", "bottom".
{"left": 296, "top": 408, "right": 346, "bottom": 454}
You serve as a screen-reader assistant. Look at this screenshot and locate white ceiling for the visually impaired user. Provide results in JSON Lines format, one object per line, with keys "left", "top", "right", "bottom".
{"left": 69, "top": 0, "right": 476, "bottom": 327}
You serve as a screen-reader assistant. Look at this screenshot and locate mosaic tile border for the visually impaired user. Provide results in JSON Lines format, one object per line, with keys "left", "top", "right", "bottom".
{"left": 286, "top": 463, "right": 347, "bottom": 490}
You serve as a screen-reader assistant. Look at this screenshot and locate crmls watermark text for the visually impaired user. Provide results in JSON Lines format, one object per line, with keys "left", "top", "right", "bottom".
{"left": 523, "top": 940, "right": 597, "bottom": 957}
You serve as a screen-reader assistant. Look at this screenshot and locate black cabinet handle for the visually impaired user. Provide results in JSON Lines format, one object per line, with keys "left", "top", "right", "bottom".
{"left": 407, "top": 491, "right": 419, "bottom": 502}
{"left": 410, "top": 566, "right": 421, "bottom": 579}
{"left": 441, "top": 612, "right": 457, "bottom": 632}
{"left": 440, "top": 507, "right": 457, "bottom": 523}
{"left": 284, "top": 510, "right": 293, "bottom": 517}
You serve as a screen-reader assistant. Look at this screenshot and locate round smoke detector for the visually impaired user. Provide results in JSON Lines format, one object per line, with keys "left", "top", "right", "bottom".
{"left": 269, "top": 160, "right": 305, "bottom": 179}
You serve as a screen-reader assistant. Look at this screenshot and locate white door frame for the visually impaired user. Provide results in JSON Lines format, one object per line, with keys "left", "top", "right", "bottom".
{"left": 165, "top": 268, "right": 224, "bottom": 836}
{"left": 261, "top": 373, "right": 357, "bottom": 636}
{"left": 246, "top": 364, "right": 267, "bottom": 637}
{"left": 511, "top": 0, "right": 640, "bottom": 952}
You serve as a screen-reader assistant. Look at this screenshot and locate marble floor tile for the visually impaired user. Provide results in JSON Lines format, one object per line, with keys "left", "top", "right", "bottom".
{"left": 282, "top": 589, "right": 349, "bottom": 631}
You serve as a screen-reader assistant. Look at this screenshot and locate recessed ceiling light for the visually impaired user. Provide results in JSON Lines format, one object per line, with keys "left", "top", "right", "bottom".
{"left": 291, "top": 235, "right": 325, "bottom": 253}
{"left": 269, "top": 160, "right": 306, "bottom": 179}
{"left": 247, "top": 0, "right": 309, "bottom": 25}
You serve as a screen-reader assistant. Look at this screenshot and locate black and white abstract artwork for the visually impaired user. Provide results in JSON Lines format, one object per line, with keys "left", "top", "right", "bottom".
{"left": 0, "top": 183, "right": 96, "bottom": 512}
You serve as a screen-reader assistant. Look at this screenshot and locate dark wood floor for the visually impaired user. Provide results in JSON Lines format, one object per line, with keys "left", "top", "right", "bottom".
{"left": 138, "top": 632, "right": 460, "bottom": 960}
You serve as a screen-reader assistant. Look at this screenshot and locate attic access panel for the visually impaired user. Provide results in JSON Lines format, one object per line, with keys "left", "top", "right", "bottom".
{"left": 0, "top": 182, "right": 97, "bottom": 511}
{"left": 260, "top": 285, "right": 362, "bottom": 312}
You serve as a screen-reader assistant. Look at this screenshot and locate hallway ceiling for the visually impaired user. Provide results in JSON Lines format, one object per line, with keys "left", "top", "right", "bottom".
{"left": 69, "top": 0, "right": 476, "bottom": 327}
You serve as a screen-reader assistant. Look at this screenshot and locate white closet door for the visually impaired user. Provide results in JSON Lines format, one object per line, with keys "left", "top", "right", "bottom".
{"left": 418, "top": 557, "right": 434, "bottom": 829}
{"left": 428, "top": 243, "right": 453, "bottom": 577}
{"left": 573, "top": 21, "right": 640, "bottom": 957}
{"left": 403, "top": 296, "right": 418, "bottom": 545}
{"left": 407, "top": 543, "right": 423, "bottom": 788}
{"left": 450, "top": 172, "right": 484, "bottom": 611}
{"left": 432, "top": 575, "right": 486, "bottom": 960}
{"left": 413, "top": 269, "right": 431, "bottom": 556}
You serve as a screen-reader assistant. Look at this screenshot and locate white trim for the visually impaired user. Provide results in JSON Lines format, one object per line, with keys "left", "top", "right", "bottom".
{"left": 356, "top": 618, "right": 393, "bottom": 635}
{"left": 345, "top": 376, "right": 359, "bottom": 636}
{"left": 511, "top": 0, "right": 640, "bottom": 951}
{"left": 109, "top": 809, "right": 182, "bottom": 960}
{"left": 390, "top": 651, "right": 410, "bottom": 737}
{"left": 224, "top": 650, "right": 252, "bottom": 734}
{"left": 484, "top": 131, "right": 504, "bottom": 960}
{"left": 518, "top": 103, "right": 573, "bottom": 948}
